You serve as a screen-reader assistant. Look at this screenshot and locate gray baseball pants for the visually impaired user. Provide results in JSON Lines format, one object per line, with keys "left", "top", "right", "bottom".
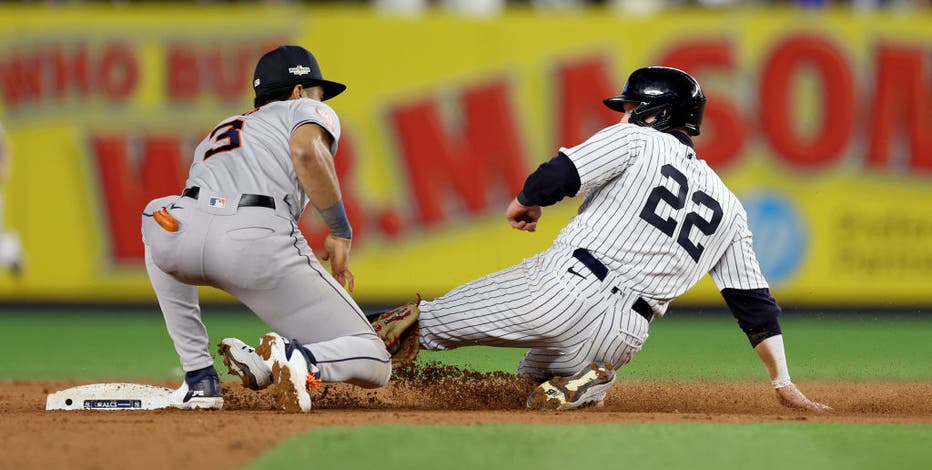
{"left": 142, "top": 192, "right": 391, "bottom": 388}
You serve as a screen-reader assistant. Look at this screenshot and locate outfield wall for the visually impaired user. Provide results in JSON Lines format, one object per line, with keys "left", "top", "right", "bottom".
{"left": 0, "top": 6, "right": 930, "bottom": 306}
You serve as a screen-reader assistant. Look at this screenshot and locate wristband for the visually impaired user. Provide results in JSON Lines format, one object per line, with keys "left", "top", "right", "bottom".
{"left": 772, "top": 377, "right": 793, "bottom": 389}
{"left": 318, "top": 200, "right": 352, "bottom": 239}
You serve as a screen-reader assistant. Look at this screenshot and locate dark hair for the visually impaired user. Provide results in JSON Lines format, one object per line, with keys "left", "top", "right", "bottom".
{"left": 254, "top": 86, "right": 296, "bottom": 108}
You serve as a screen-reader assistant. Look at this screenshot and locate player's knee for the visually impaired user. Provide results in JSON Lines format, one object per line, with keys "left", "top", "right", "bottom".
{"left": 353, "top": 336, "right": 392, "bottom": 388}
{"left": 612, "top": 329, "right": 647, "bottom": 368}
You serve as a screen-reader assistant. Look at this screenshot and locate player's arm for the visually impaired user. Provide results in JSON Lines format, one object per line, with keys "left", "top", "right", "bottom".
{"left": 507, "top": 152, "right": 580, "bottom": 232}
{"left": 508, "top": 125, "right": 644, "bottom": 232}
{"left": 290, "top": 122, "right": 354, "bottom": 291}
{"left": 711, "top": 223, "right": 831, "bottom": 412}
{"left": 721, "top": 289, "right": 830, "bottom": 412}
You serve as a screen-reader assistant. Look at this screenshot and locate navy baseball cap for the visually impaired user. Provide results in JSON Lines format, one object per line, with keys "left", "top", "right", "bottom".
{"left": 253, "top": 45, "right": 346, "bottom": 101}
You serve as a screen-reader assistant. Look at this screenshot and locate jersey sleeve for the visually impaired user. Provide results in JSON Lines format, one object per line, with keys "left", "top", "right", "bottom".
{"left": 709, "top": 210, "right": 770, "bottom": 291}
{"left": 561, "top": 123, "right": 646, "bottom": 194}
{"left": 290, "top": 99, "right": 342, "bottom": 156}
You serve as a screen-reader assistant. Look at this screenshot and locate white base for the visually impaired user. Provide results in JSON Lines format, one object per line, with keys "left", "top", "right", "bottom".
{"left": 46, "top": 383, "right": 174, "bottom": 411}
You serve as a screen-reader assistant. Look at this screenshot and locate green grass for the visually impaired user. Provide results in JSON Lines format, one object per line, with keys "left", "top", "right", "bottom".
{"left": 3, "top": 309, "right": 929, "bottom": 469}
{"left": 0, "top": 310, "right": 270, "bottom": 380}
{"left": 423, "top": 312, "right": 932, "bottom": 381}
{"left": 0, "top": 310, "right": 930, "bottom": 381}
{"left": 249, "top": 423, "right": 932, "bottom": 470}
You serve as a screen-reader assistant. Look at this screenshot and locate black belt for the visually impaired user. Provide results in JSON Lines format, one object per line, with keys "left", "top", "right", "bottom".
{"left": 572, "top": 248, "right": 653, "bottom": 323}
{"left": 181, "top": 187, "right": 275, "bottom": 209}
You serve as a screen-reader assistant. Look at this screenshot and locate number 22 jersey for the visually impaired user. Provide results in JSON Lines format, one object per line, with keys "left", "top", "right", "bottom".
{"left": 554, "top": 123, "right": 769, "bottom": 314}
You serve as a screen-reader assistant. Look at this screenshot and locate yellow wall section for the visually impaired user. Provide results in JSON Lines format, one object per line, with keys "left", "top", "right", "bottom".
{"left": 0, "top": 6, "right": 929, "bottom": 305}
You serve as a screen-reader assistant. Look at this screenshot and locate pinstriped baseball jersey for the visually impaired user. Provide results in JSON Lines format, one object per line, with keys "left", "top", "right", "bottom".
{"left": 555, "top": 123, "right": 768, "bottom": 315}
{"left": 186, "top": 98, "right": 341, "bottom": 221}
{"left": 414, "top": 123, "right": 769, "bottom": 380}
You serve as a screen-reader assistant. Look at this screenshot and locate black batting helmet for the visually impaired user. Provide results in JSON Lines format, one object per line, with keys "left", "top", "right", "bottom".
{"left": 603, "top": 66, "right": 706, "bottom": 136}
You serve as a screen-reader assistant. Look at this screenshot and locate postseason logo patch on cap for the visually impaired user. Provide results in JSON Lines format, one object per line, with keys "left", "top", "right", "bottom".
{"left": 288, "top": 65, "right": 311, "bottom": 76}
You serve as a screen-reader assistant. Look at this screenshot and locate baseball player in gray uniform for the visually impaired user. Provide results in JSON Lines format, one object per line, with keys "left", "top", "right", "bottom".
{"left": 0, "top": 123, "right": 24, "bottom": 276}
{"left": 142, "top": 45, "right": 391, "bottom": 413}
{"left": 368, "top": 66, "right": 832, "bottom": 412}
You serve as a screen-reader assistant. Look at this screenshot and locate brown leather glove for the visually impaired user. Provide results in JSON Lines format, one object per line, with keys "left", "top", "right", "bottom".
{"left": 371, "top": 295, "right": 421, "bottom": 366}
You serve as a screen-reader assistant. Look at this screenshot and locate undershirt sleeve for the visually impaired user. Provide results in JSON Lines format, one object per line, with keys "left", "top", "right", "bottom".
{"left": 721, "top": 287, "right": 783, "bottom": 347}
{"left": 516, "top": 152, "right": 581, "bottom": 207}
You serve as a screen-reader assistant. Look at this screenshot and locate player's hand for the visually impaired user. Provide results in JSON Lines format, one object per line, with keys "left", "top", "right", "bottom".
{"left": 321, "top": 234, "right": 355, "bottom": 292}
{"left": 506, "top": 198, "right": 542, "bottom": 232}
{"left": 775, "top": 383, "right": 832, "bottom": 412}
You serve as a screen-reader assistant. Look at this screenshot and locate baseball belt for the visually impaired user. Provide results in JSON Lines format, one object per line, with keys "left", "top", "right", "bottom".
{"left": 572, "top": 248, "right": 654, "bottom": 323}
{"left": 181, "top": 186, "right": 276, "bottom": 209}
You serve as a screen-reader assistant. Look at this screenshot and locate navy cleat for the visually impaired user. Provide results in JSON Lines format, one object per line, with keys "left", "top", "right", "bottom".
{"left": 169, "top": 366, "right": 224, "bottom": 410}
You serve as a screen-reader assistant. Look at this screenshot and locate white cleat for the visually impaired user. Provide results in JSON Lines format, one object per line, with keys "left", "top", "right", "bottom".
{"left": 526, "top": 363, "right": 615, "bottom": 411}
{"left": 218, "top": 338, "right": 273, "bottom": 391}
{"left": 255, "top": 333, "right": 321, "bottom": 413}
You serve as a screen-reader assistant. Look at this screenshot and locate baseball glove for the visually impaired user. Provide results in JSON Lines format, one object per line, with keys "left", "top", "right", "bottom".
{"left": 370, "top": 295, "right": 421, "bottom": 366}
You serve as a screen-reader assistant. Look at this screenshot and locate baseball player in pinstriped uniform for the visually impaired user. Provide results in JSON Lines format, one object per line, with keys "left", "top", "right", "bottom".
{"left": 369, "top": 66, "right": 832, "bottom": 411}
{"left": 142, "top": 46, "right": 390, "bottom": 413}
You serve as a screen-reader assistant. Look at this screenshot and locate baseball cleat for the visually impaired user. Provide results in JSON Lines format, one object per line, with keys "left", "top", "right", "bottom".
{"left": 526, "top": 362, "right": 615, "bottom": 411}
{"left": 370, "top": 294, "right": 421, "bottom": 354}
{"left": 218, "top": 337, "right": 273, "bottom": 391}
{"left": 169, "top": 367, "right": 224, "bottom": 410}
{"left": 256, "top": 333, "right": 321, "bottom": 413}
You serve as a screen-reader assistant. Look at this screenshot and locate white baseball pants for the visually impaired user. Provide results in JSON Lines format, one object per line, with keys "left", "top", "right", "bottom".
{"left": 418, "top": 245, "right": 651, "bottom": 380}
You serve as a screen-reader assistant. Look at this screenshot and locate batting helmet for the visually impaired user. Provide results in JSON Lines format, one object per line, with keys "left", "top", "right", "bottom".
{"left": 603, "top": 66, "right": 706, "bottom": 136}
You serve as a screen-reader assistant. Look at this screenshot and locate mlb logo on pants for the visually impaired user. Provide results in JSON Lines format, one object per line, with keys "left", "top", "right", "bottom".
{"left": 209, "top": 197, "right": 226, "bottom": 208}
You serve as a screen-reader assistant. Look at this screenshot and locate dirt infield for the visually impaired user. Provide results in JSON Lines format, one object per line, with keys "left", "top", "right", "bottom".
{"left": 3, "top": 365, "right": 931, "bottom": 470}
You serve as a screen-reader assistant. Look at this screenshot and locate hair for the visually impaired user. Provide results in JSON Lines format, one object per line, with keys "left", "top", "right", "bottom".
{"left": 253, "top": 85, "right": 297, "bottom": 108}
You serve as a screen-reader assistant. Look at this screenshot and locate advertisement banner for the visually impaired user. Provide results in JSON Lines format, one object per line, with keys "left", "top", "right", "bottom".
{"left": 0, "top": 6, "right": 930, "bottom": 306}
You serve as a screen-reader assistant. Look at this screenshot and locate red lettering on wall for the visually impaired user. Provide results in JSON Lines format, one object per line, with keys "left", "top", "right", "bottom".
{"left": 390, "top": 80, "right": 528, "bottom": 225}
{"left": 0, "top": 42, "right": 139, "bottom": 109}
{"left": 206, "top": 47, "right": 255, "bottom": 102}
{"left": 659, "top": 39, "right": 746, "bottom": 168}
{"left": 761, "top": 36, "right": 855, "bottom": 167}
{"left": 165, "top": 40, "right": 285, "bottom": 104}
{"left": 99, "top": 43, "right": 139, "bottom": 101}
{"left": 0, "top": 53, "right": 42, "bottom": 108}
{"left": 555, "top": 57, "right": 619, "bottom": 149}
{"left": 94, "top": 134, "right": 188, "bottom": 262}
{"left": 51, "top": 44, "right": 91, "bottom": 100}
{"left": 167, "top": 44, "right": 201, "bottom": 102}
{"left": 868, "top": 45, "right": 931, "bottom": 171}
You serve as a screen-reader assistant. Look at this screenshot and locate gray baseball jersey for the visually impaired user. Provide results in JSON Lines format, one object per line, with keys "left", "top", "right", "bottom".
{"left": 187, "top": 99, "right": 341, "bottom": 221}
{"left": 416, "top": 123, "right": 767, "bottom": 380}
{"left": 142, "top": 99, "right": 390, "bottom": 386}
